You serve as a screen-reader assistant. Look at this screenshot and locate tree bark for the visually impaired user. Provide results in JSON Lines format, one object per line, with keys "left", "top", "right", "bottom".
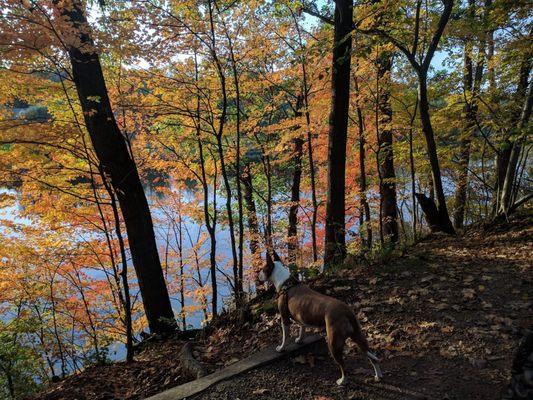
{"left": 376, "top": 51, "right": 399, "bottom": 244}
{"left": 498, "top": 79, "right": 533, "bottom": 214}
{"left": 288, "top": 96, "right": 304, "bottom": 264}
{"left": 354, "top": 74, "right": 372, "bottom": 249}
{"left": 54, "top": 0, "right": 175, "bottom": 334}
{"left": 207, "top": 0, "right": 242, "bottom": 303}
{"left": 417, "top": 74, "right": 455, "bottom": 234}
{"left": 324, "top": 0, "right": 353, "bottom": 267}
{"left": 242, "top": 163, "right": 260, "bottom": 266}
{"left": 495, "top": 56, "right": 531, "bottom": 214}
{"left": 193, "top": 50, "right": 218, "bottom": 317}
{"left": 408, "top": 98, "right": 419, "bottom": 240}
{"left": 290, "top": 7, "right": 318, "bottom": 262}
{"left": 288, "top": 136, "right": 304, "bottom": 264}
{"left": 453, "top": 0, "right": 485, "bottom": 229}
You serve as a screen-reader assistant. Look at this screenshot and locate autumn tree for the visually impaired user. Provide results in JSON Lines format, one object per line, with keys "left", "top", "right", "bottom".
{"left": 324, "top": 0, "right": 354, "bottom": 267}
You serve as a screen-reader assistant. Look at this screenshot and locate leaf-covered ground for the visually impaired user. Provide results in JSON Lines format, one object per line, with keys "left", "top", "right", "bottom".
{"left": 35, "top": 213, "right": 532, "bottom": 400}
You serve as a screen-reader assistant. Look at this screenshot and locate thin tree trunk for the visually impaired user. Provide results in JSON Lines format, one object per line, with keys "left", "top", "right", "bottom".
{"left": 226, "top": 29, "right": 245, "bottom": 298}
{"left": 287, "top": 96, "right": 304, "bottom": 263}
{"left": 106, "top": 181, "right": 134, "bottom": 363}
{"left": 409, "top": 99, "right": 419, "bottom": 240}
{"left": 54, "top": 0, "right": 174, "bottom": 333}
{"left": 207, "top": 0, "right": 242, "bottom": 303}
{"left": 453, "top": 0, "right": 485, "bottom": 229}
{"left": 176, "top": 205, "right": 187, "bottom": 330}
{"left": 193, "top": 50, "right": 218, "bottom": 316}
{"left": 287, "top": 135, "right": 304, "bottom": 264}
{"left": 354, "top": 74, "right": 372, "bottom": 249}
{"left": 499, "top": 80, "right": 533, "bottom": 214}
{"left": 290, "top": 7, "right": 318, "bottom": 261}
{"left": 417, "top": 73, "right": 455, "bottom": 234}
{"left": 376, "top": 50, "right": 399, "bottom": 244}
{"left": 242, "top": 164, "right": 260, "bottom": 264}
{"left": 324, "top": 0, "right": 353, "bottom": 267}
{"left": 495, "top": 56, "right": 531, "bottom": 214}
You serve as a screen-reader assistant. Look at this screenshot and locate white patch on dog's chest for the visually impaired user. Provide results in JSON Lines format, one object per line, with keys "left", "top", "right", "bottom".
{"left": 271, "top": 261, "right": 291, "bottom": 291}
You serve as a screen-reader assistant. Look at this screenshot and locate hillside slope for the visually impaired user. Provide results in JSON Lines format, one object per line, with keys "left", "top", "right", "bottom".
{"left": 193, "top": 213, "right": 533, "bottom": 400}
{"left": 36, "top": 213, "right": 533, "bottom": 400}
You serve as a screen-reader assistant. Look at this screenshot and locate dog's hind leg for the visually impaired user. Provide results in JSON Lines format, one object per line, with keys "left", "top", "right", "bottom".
{"left": 366, "top": 350, "right": 383, "bottom": 381}
{"left": 350, "top": 318, "right": 383, "bottom": 381}
{"left": 326, "top": 320, "right": 346, "bottom": 385}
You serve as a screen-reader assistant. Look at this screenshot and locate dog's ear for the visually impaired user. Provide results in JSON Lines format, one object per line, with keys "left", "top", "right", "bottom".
{"left": 272, "top": 249, "right": 282, "bottom": 262}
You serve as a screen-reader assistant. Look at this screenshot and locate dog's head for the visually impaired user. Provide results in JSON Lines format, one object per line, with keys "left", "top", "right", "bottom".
{"left": 258, "top": 250, "right": 282, "bottom": 283}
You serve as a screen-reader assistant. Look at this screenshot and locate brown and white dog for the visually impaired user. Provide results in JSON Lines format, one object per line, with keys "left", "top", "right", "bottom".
{"left": 258, "top": 251, "right": 382, "bottom": 385}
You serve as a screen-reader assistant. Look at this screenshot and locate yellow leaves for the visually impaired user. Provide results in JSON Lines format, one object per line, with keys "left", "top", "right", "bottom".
{"left": 0, "top": 192, "right": 15, "bottom": 209}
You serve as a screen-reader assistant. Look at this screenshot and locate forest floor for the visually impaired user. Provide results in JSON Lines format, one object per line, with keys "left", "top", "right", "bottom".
{"left": 35, "top": 211, "right": 533, "bottom": 400}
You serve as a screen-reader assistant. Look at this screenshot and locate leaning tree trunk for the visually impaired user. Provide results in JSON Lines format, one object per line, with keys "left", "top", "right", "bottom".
{"left": 55, "top": 0, "right": 174, "bottom": 334}
{"left": 493, "top": 55, "right": 531, "bottom": 213}
{"left": 376, "top": 51, "right": 399, "bottom": 244}
{"left": 324, "top": 0, "right": 353, "bottom": 267}
{"left": 417, "top": 73, "right": 455, "bottom": 234}
{"left": 498, "top": 79, "right": 532, "bottom": 215}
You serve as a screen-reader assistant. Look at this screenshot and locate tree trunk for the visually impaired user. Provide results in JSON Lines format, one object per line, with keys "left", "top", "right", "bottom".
{"left": 291, "top": 8, "right": 318, "bottom": 262}
{"left": 453, "top": 0, "right": 485, "bottom": 229}
{"left": 288, "top": 136, "right": 304, "bottom": 264}
{"left": 354, "top": 74, "right": 372, "bottom": 249}
{"left": 376, "top": 51, "right": 399, "bottom": 244}
{"left": 207, "top": 0, "right": 242, "bottom": 304}
{"left": 108, "top": 184, "right": 134, "bottom": 363}
{"left": 417, "top": 73, "right": 455, "bottom": 234}
{"left": 242, "top": 164, "right": 260, "bottom": 266}
{"left": 453, "top": 50, "right": 474, "bottom": 228}
{"left": 288, "top": 96, "right": 304, "bottom": 264}
{"left": 409, "top": 99, "right": 419, "bottom": 240}
{"left": 55, "top": 0, "right": 175, "bottom": 334}
{"left": 227, "top": 34, "right": 245, "bottom": 299}
{"left": 324, "top": 0, "right": 353, "bottom": 267}
{"left": 193, "top": 51, "right": 218, "bottom": 317}
{"left": 498, "top": 79, "right": 533, "bottom": 214}
{"left": 241, "top": 162, "right": 264, "bottom": 294}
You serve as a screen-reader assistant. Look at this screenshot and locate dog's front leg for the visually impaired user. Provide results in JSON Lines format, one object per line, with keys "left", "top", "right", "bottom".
{"left": 276, "top": 321, "right": 289, "bottom": 352}
{"left": 295, "top": 325, "right": 305, "bottom": 344}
